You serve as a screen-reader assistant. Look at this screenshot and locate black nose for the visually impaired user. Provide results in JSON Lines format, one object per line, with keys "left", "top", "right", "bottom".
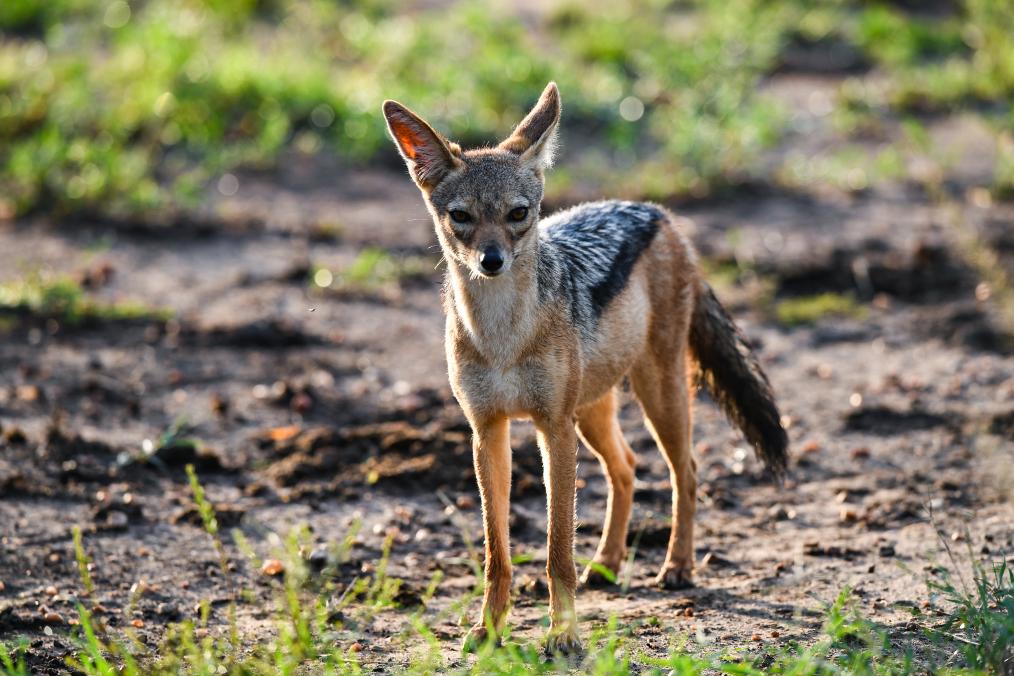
{"left": 479, "top": 247, "right": 504, "bottom": 273}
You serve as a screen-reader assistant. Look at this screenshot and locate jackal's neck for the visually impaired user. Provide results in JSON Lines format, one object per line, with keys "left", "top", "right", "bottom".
{"left": 446, "top": 250, "right": 541, "bottom": 366}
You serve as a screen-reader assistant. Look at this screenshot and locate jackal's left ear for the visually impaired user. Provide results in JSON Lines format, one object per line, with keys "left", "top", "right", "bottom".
{"left": 500, "top": 82, "right": 561, "bottom": 171}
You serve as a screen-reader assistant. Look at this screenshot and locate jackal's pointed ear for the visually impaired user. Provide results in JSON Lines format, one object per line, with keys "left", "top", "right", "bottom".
{"left": 499, "top": 82, "right": 561, "bottom": 171}
{"left": 383, "top": 100, "right": 462, "bottom": 190}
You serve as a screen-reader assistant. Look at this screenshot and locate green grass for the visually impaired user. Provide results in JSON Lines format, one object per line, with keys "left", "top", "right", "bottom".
{"left": 0, "top": 272, "right": 171, "bottom": 324}
{"left": 2, "top": 0, "right": 1014, "bottom": 221}
{"left": 0, "top": 0, "right": 800, "bottom": 220}
{"left": 930, "top": 558, "right": 1014, "bottom": 672}
{"left": 3, "top": 0, "right": 1014, "bottom": 220}
{"left": 310, "top": 248, "right": 435, "bottom": 296}
{"left": 775, "top": 292, "right": 866, "bottom": 327}
{"left": 2, "top": 467, "right": 1005, "bottom": 674}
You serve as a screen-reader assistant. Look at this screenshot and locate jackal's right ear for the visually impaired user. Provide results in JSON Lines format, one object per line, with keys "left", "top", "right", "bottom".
{"left": 383, "top": 100, "right": 462, "bottom": 190}
{"left": 499, "top": 82, "right": 561, "bottom": 171}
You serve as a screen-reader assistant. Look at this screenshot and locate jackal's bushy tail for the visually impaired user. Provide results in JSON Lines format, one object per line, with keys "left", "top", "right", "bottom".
{"left": 689, "top": 282, "right": 789, "bottom": 478}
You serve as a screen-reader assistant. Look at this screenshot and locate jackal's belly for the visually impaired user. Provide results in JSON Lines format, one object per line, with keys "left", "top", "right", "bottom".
{"left": 576, "top": 283, "right": 651, "bottom": 406}
{"left": 448, "top": 276, "right": 651, "bottom": 420}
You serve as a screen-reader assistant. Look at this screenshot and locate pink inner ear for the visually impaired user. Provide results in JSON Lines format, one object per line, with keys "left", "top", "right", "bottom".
{"left": 393, "top": 126, "right": 421, "bottom": 161}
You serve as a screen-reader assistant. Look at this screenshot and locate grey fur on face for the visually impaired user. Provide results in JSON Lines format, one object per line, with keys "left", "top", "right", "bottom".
{"left": 429, "top": 149, "right": 545, "bottom": 270}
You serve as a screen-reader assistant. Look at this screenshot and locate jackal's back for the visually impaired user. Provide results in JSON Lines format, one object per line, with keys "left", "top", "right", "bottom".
{"left": 536, "top": 200, "right": 663, "bottom": 339}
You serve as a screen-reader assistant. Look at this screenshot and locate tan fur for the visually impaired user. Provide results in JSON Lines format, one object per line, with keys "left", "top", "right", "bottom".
{"left": 445, "top": 212, "right": 701, "bottom": 652}
{"left": 383, "top": 83, "right": 782, "bottom": 655}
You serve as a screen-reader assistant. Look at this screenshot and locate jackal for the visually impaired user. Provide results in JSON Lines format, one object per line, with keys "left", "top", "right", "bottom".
{"left": 382, "top": 82, "right": 788, "bottom": 655}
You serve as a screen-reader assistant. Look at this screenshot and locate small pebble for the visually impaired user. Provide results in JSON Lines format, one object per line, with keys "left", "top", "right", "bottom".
{"left": 291, "top": 393, "right": 314, "bottom": 414}
{"left": 767, "top": 505, "right": 790, "bottom": 521}
{"left": 683, "top": 607, "right": 694, "bottom": 618}
{"left": 261, "top": 559, "right": 285, "bottom": 577}
{"left": 771, "top": 630, "right": 780, "bottom": 638}
{"left": 751, "top": 633, "right": 761, "bottom": 642}
{"left": 131, "top": 619, "right": 144, "bottom": 628}
{"left": 307, "top": 548, "right": 329, "bottom": 570}
{"left": 44, "top": 585, "right": 58, "bottom": 597}
{"left": 105, "top": 510, "right": 129, "bottom": 530}
{"left": 43, "top": 612, "right": 63, "bottom": 625}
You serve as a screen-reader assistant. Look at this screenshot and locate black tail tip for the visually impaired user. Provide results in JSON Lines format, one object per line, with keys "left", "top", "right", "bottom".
{"left": 756, "top": 424, "right": 790, "bottom": 483}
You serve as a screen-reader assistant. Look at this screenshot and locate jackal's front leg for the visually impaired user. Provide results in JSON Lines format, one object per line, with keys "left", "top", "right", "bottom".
{"left": 463, "top": 417, "right": 512, "bottom": 651}
{"left": 537, "top": 423, "right": 583, "bottom": 655}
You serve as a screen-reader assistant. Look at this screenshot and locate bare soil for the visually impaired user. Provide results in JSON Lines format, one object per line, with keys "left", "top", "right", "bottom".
{"left": 1, "top": 74, "right": 1013, "bottom": 673}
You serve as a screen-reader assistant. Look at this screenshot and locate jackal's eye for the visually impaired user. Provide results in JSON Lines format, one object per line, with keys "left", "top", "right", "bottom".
{"left": 449, "top": 210, "right": 471, "bottom": 224}
{"left": 508, "top": 207, "right": 528, "bottom": 222}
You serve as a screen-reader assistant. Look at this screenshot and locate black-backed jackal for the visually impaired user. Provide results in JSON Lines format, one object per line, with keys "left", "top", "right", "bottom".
{"left": 383, "top": 82, "right": 788, "bottom": 655}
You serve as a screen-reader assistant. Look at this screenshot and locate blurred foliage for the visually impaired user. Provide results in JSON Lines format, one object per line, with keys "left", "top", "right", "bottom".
{"left": 1, "top": 0, "right": 1013, "bottom": 220}
{"left": 0, "top": 271, "right": 170, "bottom": 322}
{"left": 774, "top": 291, "right": 866, "bottom": 326}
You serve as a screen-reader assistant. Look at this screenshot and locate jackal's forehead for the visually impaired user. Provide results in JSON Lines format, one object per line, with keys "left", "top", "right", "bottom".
{"left": 428, "top": 149, "right": 543, "bottom": 217}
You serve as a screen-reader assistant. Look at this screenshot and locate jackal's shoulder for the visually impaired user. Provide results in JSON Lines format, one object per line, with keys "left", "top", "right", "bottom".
{"left": 536, "top": 200, "right": 668, "bottom": 333}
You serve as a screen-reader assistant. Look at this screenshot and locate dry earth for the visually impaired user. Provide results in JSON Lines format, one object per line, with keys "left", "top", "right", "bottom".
{"left": 1, "top": 73, "right": 1013, "bottom": 673}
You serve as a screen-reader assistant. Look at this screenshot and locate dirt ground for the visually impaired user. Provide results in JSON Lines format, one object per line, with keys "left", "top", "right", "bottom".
{"left": 1, "top": 72, "right": 1013, "bottom": 673}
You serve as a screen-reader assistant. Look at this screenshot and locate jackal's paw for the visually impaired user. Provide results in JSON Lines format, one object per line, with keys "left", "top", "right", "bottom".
{"left": 462, "top": 624, "right": 500, "bottom": 654}
{"left": 580, "top": 560, "right": 621, "bottom": 588}
{"left": 543, "top": 629, "right": 583, "bottom": 657}
{"left": 655, "top": 564, "right": 694, "bottom": 590}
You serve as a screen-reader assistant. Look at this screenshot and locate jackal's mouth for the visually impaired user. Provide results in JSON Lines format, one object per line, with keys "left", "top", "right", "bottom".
{"left": 476, "top": 268, "right": 506, "bottom": 279}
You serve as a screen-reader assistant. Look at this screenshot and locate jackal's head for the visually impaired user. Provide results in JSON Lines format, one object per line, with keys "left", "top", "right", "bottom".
{"left": 383, "top": 83, "right": 560, "bottom": 279}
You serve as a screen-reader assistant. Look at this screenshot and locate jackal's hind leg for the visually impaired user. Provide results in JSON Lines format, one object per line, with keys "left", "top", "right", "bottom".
{"left": 631, "top": 353, "right": 697, "bottom": 590}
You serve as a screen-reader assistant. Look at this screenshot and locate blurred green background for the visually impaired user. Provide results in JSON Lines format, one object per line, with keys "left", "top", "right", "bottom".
{"left": 1, "top": 0, "right": 1013, "bottom": 220}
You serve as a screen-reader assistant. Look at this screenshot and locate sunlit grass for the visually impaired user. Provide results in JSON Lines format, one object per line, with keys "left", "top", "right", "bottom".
{"left": 2, "top": 0, "right": 1013, "bottom": 220}
{"left": 0, "top": 0, "right": 797, "bottom": 220}
{"left": 775, "top": 291, "right": 866, "bottom": 326}
{"left": 0, "top": 272, "right": 171, "bottom": 324}
{"left": 310, "top": 248, "right": 435, "bottom": 297}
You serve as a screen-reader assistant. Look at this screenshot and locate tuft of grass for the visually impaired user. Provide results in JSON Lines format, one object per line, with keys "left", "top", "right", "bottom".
{"left": 929, "top": 549, "right": 1014, "bottom": 671}
{"left": 774, "top": 291, "right": 866, "bottom": 327}
{"left": 0, "top": 272, "right": 171, "bottom": 324}
{"left": 185, "top": 463, "right": 230, "bottom": 578}
{"left": 311, "top": 248, "right": 435, "bottom": 296}
{"left": 71, "top": 525, "right": 94, "bottom": 598}
{"left": 0, "top": 641, "right": 28, "bottom": 676}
